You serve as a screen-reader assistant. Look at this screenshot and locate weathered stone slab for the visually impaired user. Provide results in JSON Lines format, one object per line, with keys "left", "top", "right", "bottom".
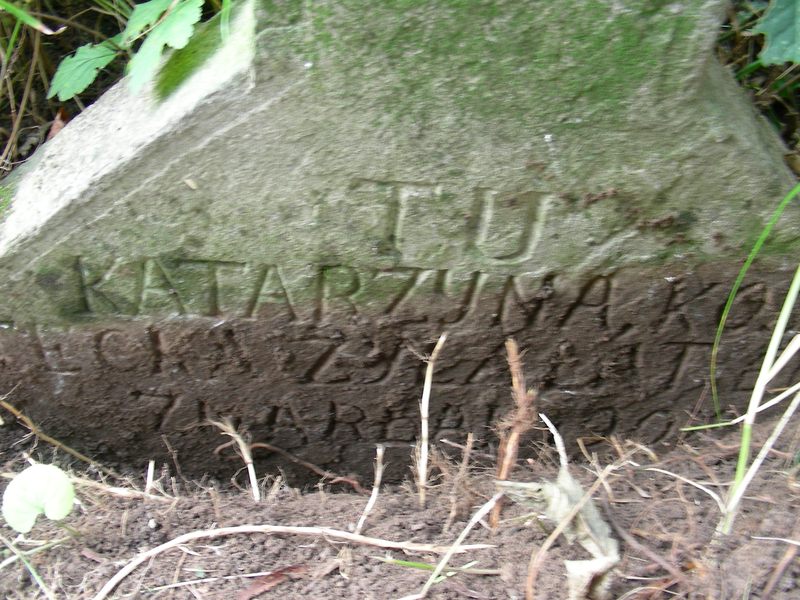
{"left": 0, "top": 0, "right": 798, "bottom": 480}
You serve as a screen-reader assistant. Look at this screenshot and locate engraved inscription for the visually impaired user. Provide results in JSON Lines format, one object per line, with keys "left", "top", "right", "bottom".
{"left": 3, "top": 263, "right": 787, "bottom": 483}
{"left": 77, "top": 257, "right": 143, "bottom": 315}
{"left": 68, "top": 256, "right": 562, "bottom": 327}
{"left": 345, "top": 179, "right": 549, "bottom": 263}
{"left": 46, "top": 179, "right": 564, "bottom": 320}
{"left": 468, "top": 188, "right": 549, "bottom": 262}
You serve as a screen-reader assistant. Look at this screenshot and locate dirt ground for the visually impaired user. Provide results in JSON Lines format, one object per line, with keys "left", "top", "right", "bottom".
{"left": 0, "top": 415, "right": 798, "bottom": 600}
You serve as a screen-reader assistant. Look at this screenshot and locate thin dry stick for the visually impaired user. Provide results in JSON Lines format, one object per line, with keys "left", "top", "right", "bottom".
{"left": 249, "top": 441, "right": 366, "bottom": 493}
{"left": 401, "top": 492, "right": 504, "bottom": 600}
{"left": 525, "top": 462, "right": 620, "bottom": 600}
{"left": 71, "top": 476, "right": 177, "bottom": 503}
{"left": 599, "top": 496, "right": 687, "bottom": 588}
{"left": 0, "top": 397, "right": 120, "bottom": 478}
{"left": 92, "top": 524, "right": 494, "bottom": 600}
{"left": 0, "top": 26, "right": 39, "bottom": 166}
{"left": 491, "top": 338, "right": 538, "bottom": 529}
{"left": 355, "top": 444, "right": 385, "bottom": 535}
{"left": 0, "top": 537, "right": 70, "bottom": 570}
{"left": 371, "top": 555, "right": 500, "bottom": 576}
{"left": 417, "top": 333, "right": 447, "bottom": 509}
{"left": 444, "top": 432, "right": 474, "bottom": 534}
{"left": 144, "top": 460, "right": 155, "bottom": 495}
{"left": 752, "top": 536, "right": 800, "bottom": 547}
{"left": 208, "top": 418, "right": 260, "bottom": 503}
{"left": 761, "top": 531, "right": 800, "bottom": 598}
{"left": 166, "top": 551, "right": 187, "bottom": 600}
{"left": 0, "top": 534, "right": 56, "bottom": 600}
{"left": 645, "top": 467, "right": 725, "bottom": 513}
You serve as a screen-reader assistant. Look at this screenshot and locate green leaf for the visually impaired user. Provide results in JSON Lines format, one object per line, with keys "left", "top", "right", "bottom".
{"left": 127, "top": 0, "right": 204, "bottom": 91}
{"left": 156, "top": 0, "right": 257, "bottom": 99}
{"left": 220, "top": 0, "right": 232, "bottom": 41}
{"left": 47, "top": 34, "right": 122, "bottom": 101}
{"left": 2, "top": 464, "right": 75, "bottom": 534}
{"left": 753, "top": 0, "right": 800, "bottom": 65}
{"left": 0, "top": 0, "right": 55, "bottom": 34}
{"left": 120, "top": 0, "right": 173, "bottom": 45}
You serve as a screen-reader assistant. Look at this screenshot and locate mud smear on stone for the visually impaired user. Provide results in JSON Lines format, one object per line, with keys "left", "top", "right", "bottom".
{"left": 0, "top": 264, "right": 796, "bottom": 484}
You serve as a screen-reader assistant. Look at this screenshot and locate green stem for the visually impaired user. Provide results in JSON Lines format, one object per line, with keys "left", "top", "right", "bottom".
{"left": 722, "top": 262, "right": 800, "bottom": 535}
{"left": 709, "top": 182, "right": 800, "bottom": 420}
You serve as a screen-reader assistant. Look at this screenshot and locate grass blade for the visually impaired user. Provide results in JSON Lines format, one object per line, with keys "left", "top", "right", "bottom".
{"left": 0, "top": 0, "right": 55, "bottom": 34}
{"left": 709, "top": 181, "right": 800, "bottom": 419}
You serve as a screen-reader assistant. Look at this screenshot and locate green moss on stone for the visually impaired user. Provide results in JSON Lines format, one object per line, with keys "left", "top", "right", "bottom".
{"left": 0, "top": 184, "right": 12, "bottom": 220}
{"left": 305, "top": 0, "right": 695, "bottom": 128}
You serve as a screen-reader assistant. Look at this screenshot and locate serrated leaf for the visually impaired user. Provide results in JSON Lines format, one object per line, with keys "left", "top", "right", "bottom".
{"left": 753, "top": 0, "right": 800, "bottom": 65}
{"left": 2, "top": 464, "right": 75, "bottom": 534}
{"left": 47, "top": 35, "right": 122, "bottom": 101}
{"left": 127, "top": 0, "right": 204, "bottom": 91}
{"left": 156, "top": 0, "right": 256, "bottom": 99}
{"left": 0, "top": 0, "right": 55, "bottom": 34}
{"left": 121, "top": 0, "right": 173, "bottom": 45}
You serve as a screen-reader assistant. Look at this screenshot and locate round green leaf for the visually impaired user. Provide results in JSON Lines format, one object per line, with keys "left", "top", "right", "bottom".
{"left": 2, "top": 464, "right": 75, "bottom": 534}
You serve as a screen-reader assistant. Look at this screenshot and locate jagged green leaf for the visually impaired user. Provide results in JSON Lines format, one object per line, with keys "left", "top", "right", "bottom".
{"left": 127, "top": 0, "right": 204, "bottom": 91}
{"left": 120, "top": 0, "right": 172, "bottom": 45}
{"left": 47, "top": 34, "right": 123, "bottom": 101}
{"left": 753, "top": 0, "right": 800, "bottom": 65}
{"left": 2, "top": 464, "right": 75, "bottom": 534}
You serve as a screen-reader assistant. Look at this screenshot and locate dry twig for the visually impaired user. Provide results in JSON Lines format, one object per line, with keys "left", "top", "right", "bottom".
{"left": 236, "top": 565, "right": 308, "bottom": 600}
{"left": 209, "top": 417, "right": 260, "bottom": 502}
{"left": 400, "top": 492, "right": 504, "bottom": 600}
{"left": 491, "top": 338, "right": 538, "bottom": 529}
{"left": 355, "top": 444, "right": 385, "bottom": 535}
{"left": 249, "top": 441, "right": 366, "bottom": 493}
{"left": 599, "top": 496, "right": 688, "bottom": 588}
{"left": 761, "top": 534, "right": 799, "bottom": 598}
{"left": 524, "top": 462, "right": 620, "bottom": 600}
{"left": 92, "top": 524, "right": 495, "bottom": 600}
{"left": 444, "top": 432, "right": 475, "bottom": 533}
{"left": 0, "top": 397, "right": 120, "bottom": 478}
{"left": 416, "top": 333, "right": 447, "bottom": 509}
{"left": 71, "top": 476, "right": 177, "bottom": 503}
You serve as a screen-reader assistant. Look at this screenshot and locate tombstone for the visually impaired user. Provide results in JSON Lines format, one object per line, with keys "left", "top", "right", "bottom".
{"left": 0, "top": 0, "right": 797, "bottom": 481}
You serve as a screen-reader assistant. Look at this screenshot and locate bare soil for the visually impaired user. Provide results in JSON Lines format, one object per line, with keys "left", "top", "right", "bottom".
{"left": 0, "top": 416, "right": 798, "bottom": 600}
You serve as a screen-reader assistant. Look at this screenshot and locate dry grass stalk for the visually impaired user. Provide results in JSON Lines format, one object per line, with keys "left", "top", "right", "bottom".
{"left": 0, "top": 533, "right": 57, "bottom": 600}
{"left": 249, "top": 441, "right": 366, "bottom": 493}
{"left": 209, "top": 417, "right": 260, "bottom": 503}
{"left": 416, "top": 333, "right": 447, "bottom": 509}
{"left": 494, "top": 414, "right": 622, "bottom": 600}
{"left": 0, "top": 27, "right": 41, "bottom": 169}
{"left": 524, "top": 461, "right": 620, "bottom": 600}
{"left": 92, "top": 524, "right": 495, "bottom": 600}
{"left": 144, "top": 460, "right": 155, "bottom": 495}
{"left": 443, "top": 432, "right": 475, "bottom": 533}
{"left": 400, "top": 492, "right": 504, "bottom": 600}
{"left": 599, "top": 496, "right": 688, "bottom": 588}
{"left": 354, "top": 444, "right": 385, "bottom": 535}
{"left": 0, "top": 537, "right": 71, "bottom": 571}
{"left": 0, "top": 396, "right": 120, "bottom": 479}
{"left": 148, "top": 566, "right": 308, "bottom": 594}
{"left": 71, "top": 476, "right": 177, "bottom": 503}
{"left": 490, "top": 338, "right": 538, "bottom": 529}
{"left": 761, "top": 498, "right": 800, "bottom": 598}
{"left": 644, "top": 467, "right": 725, "bottom": 513}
